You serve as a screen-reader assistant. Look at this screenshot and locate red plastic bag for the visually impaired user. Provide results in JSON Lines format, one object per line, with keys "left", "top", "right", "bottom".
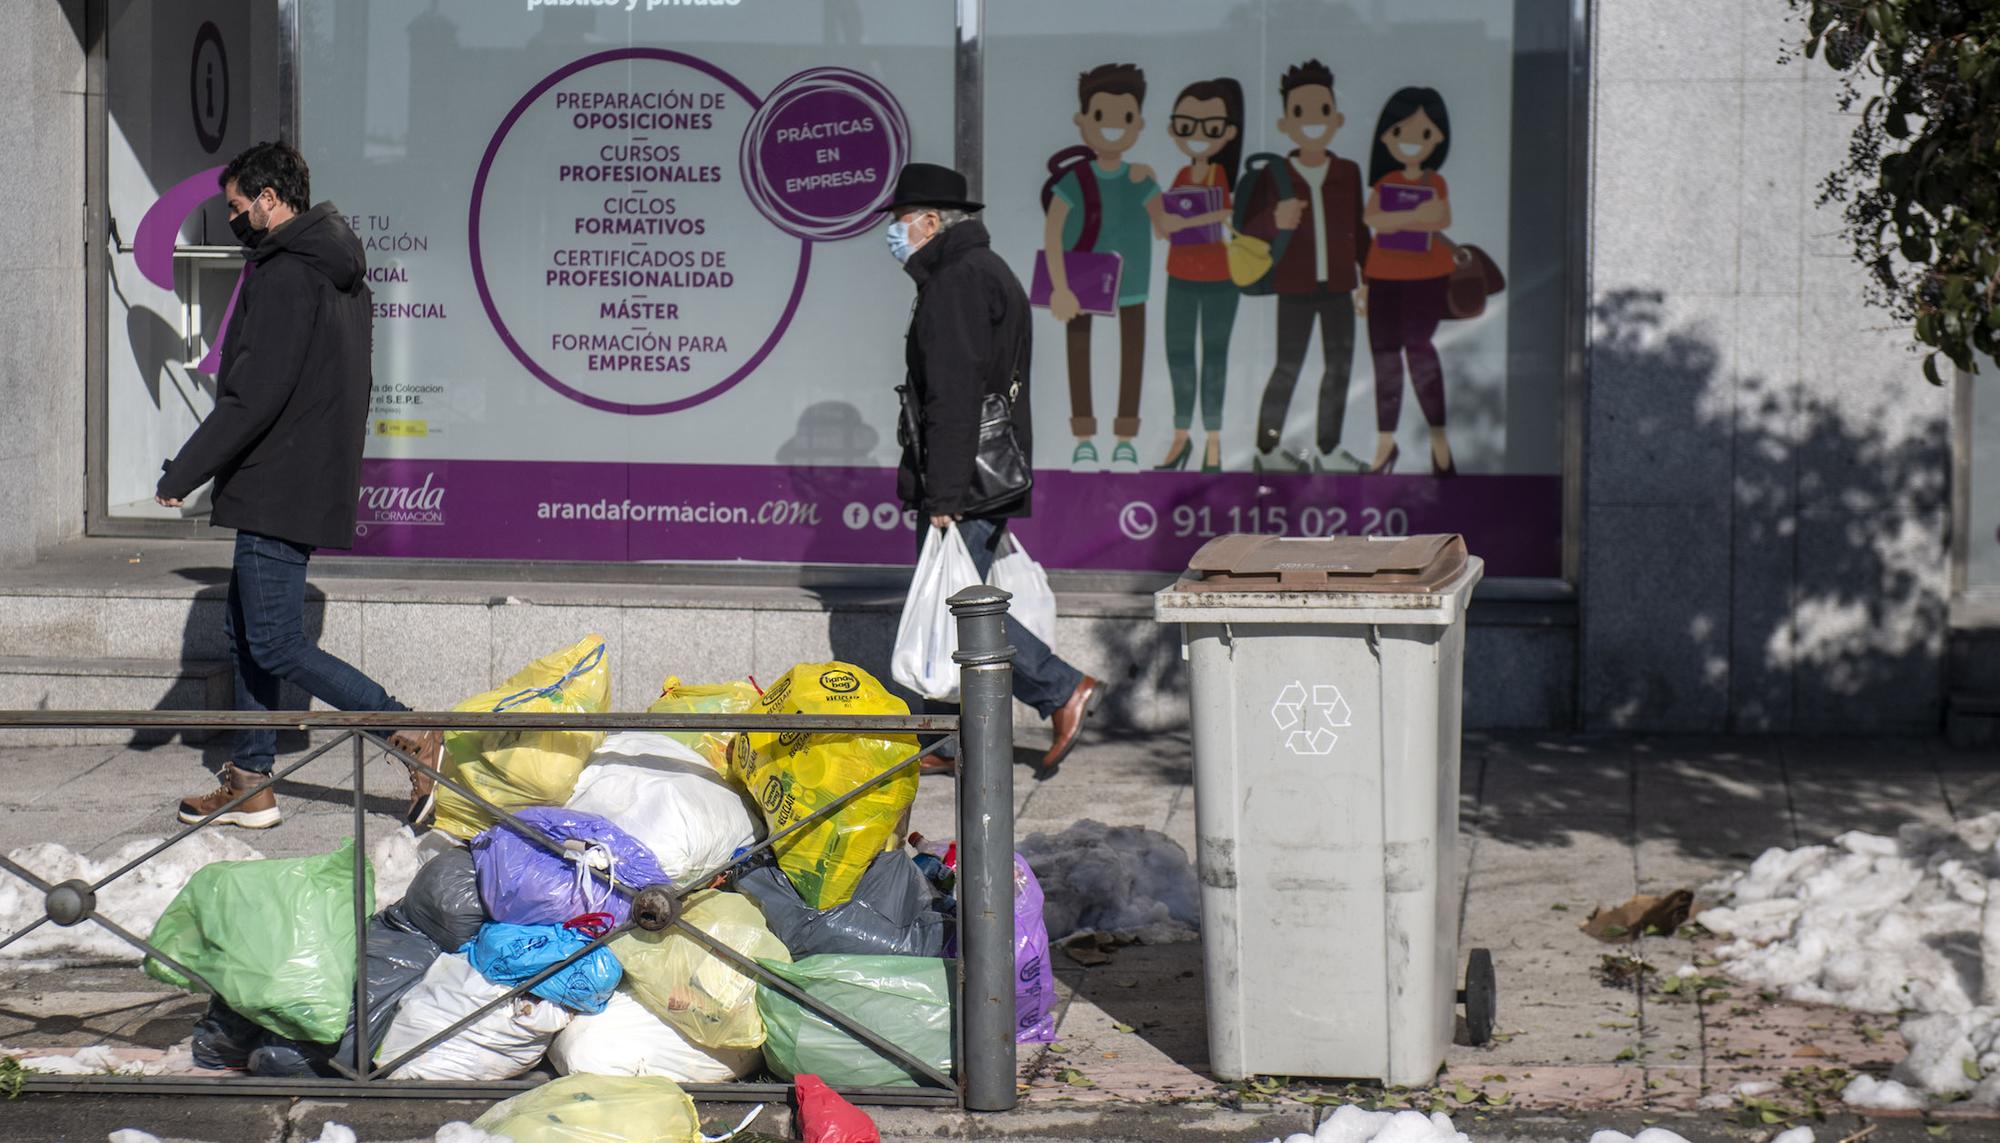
{"left": 796, "top": 1073, "right": 880, "bottom": 1143}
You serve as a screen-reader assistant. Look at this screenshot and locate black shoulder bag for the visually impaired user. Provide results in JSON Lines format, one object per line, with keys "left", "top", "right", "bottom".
{"left": 898, "top": 323, "right": 1034, "bottom": 516}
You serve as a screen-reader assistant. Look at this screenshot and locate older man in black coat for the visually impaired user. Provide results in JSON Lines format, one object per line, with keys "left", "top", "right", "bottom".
{"left": 887, "top": 163, "right": 1102, "bottom": 777}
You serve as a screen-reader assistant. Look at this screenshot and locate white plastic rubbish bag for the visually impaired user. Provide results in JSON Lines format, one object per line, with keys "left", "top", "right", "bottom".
{"left": 568, "top": 733, "right": 763, "bottom": 884}
{"left": 377, "top": 952, "right": 570, "bottom": 1081}
{"left": 548, "top": 987, "right": 761, "bottom": 1082}
{"left": 892, "top": 523, "right": 982, "bottom": 702}
{"left": 988, "top": 531, "right": 1057, "bottom": 647}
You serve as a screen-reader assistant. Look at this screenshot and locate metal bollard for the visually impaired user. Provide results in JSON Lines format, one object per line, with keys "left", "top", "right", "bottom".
{"left": 949, "top": 584, "right": 1017, "bottom": 1112}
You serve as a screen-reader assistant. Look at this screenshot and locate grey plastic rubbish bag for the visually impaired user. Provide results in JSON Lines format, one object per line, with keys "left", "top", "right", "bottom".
{"left": 382, "top": 847, "right": 486, "bottom": 952}
{"left": 733, "top": 851, "right": 948, "bottom": 959}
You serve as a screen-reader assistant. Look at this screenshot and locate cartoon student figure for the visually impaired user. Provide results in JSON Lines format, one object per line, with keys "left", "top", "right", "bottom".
{"left": 1041, "top": 63, "right": 1168, "bottom": 472}
{"left": 1242, "top": 60, "right": 1372, "bottom": 474}
{"left": 1361, "top": 86, "right": 1456, "bottom": 475}
{"left": 1155, "top": 78, "right": 1244, "bottom": 474}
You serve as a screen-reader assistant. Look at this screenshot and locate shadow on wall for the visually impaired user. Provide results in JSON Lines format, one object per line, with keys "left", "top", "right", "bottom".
{"left": 1585, "top": 288, "right": 1947, "bottom": 734}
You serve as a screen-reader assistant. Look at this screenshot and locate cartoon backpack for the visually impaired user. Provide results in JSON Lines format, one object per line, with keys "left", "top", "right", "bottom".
{"left": 1030, "top": 145, "right": 1123, "bottom": 315}
{"left": 1228, "top": 152, "right": 1298, "bottom": 295}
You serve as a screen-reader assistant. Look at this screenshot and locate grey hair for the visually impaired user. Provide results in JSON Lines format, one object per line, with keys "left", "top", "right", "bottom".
{"left": 931, "top": 208, "right": 972, "bottom": 228}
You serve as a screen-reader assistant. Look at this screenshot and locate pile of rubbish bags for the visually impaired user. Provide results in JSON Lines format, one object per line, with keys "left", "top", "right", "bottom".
{"left": 147, "top": 638, "right": 1059, "bottom": 1093}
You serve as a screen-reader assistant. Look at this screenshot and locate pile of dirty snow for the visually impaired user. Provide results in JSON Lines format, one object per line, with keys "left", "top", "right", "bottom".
{"left": 1018, "top": 819, "right": 1199, "bottom": 942}
{"left": 1270, "top": 1106, "right": 1812, "bottom": 1143}
{"left": 0, "top": 829, "right": 435, "bottom": 964}
{"left": 1698, "top": 812, "right": 2000, "bottom": 1108}
{"left": 0, "top": 834, "right": 265, "bottom": 962}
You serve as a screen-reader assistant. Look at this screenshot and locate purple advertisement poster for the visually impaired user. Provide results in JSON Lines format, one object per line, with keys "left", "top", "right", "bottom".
{"left": 199, "top": 8, "right": 1564, "bottom": 580}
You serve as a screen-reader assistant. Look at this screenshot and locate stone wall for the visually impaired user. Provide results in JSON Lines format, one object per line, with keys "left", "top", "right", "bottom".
{"left": 1581, "top": 0, "right": 1948, "bottom": 732}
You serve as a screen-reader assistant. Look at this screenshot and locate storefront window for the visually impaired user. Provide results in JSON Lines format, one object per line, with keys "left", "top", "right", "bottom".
{"left": 981, "top": 0, "right": 1571, "bottom": 576}
{"left": 103, "top": 0, "right": 284, "bottom": 521}
{"left": 1969, "top": 374, "right": 2000, "bottom": 592}
{"left": 100, "top": 0, "right": 1576, "bottom": 578}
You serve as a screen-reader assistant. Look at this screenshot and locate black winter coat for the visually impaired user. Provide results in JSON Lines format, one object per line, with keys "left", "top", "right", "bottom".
{"left": 898, "top": 219, "right": 1034, "bottom": 519}
{"left": 159, "top": 203, "right": 374, "bottom": 551}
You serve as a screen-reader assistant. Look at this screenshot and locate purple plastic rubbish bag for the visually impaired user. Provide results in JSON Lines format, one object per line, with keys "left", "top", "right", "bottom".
{"left": 1014, "top": 855, "right": 1057, "bottom": 1043}
{"left": 470, "top": 806, "right": 669, "bottom": 927}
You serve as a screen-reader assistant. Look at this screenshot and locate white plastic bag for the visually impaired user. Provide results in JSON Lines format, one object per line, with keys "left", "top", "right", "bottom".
{"left": 892, "top": 524, "right": 982, "bottom": 702}
{"left": 988, "top": 531, "right": 1057, "bottom": 647}
{"left": 569, "top": 733, "right": 763, "bottom": 883}
{"left": 377, "top": 953, "right": 570, "bottom": 1081}
{"left": 549, "top": 987, "right": 761, "bottom": 1082}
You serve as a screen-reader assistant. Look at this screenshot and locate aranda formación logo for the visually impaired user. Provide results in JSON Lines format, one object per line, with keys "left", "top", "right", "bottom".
{"left": 356, "top": 472, "right": 447, "bottom": 531}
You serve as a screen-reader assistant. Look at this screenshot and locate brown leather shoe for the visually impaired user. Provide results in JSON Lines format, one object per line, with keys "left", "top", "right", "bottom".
{"left": 1036, "top": 676, "right": 1104, "bottom": 779}
{"left": 177, "top": 763, "right": 281, "bottom": 829}
{"left": 388, "top": 731, "right": 444, "bottom": 828}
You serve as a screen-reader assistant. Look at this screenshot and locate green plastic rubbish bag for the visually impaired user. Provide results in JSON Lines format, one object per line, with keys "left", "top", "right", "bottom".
{"left": 145, "top": 838, "right": 375, "bottom": 1044}
{"left": 472, "top": 1073, "right": 699, "bottom": 1142}
{"left": 754, "top": 954, "right": 953, "bottom": 1088}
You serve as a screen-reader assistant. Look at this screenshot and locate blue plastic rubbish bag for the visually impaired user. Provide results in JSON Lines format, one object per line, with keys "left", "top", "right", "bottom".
{"left": 463, "top": 919, "right": 623, "bottom": 1015}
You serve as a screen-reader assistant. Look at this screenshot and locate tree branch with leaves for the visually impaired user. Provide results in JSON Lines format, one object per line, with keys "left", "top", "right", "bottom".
{"left": 1792, "top": 0, "right": 2000, "bottom": 382}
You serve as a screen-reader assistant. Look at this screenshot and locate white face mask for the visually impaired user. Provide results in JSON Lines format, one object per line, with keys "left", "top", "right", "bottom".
{"left": 1299, "top": 122, "right": 1332, "bottom": 143}
{"left": 1097, "top": 125, "right": 1129, "bottom": 145}
{"left": 1183, "top": 136, "right": 1215, "bottom": 156}
{"left": 1396, "top": 140, "right": 1427, "bottom": 158}
{"left": 886, "top": 219, "right": 922, "bottom": 263}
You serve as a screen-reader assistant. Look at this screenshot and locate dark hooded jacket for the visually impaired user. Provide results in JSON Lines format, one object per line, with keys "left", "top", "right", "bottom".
{"left": 159, "top": 202, "right": 374, "bottom": 550}
{"left": 899, "top": 218, "right": 1033, "bottom": 518}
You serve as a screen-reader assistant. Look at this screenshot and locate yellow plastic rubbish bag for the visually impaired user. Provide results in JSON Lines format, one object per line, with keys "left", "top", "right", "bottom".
{"left": 471, "top": 1073, "right": 698, "bottom": 1142}
{"left": 728, "top": 662, "right": 918, "bottom": 910}
{"left": 434, "top": 635, "right": 612, "bottom": 840}
{"left": 612, "top": 890, "right": 791, "bottom": 1051}
{"left": 646, "top": 676, "right": 761, "bottom": 775}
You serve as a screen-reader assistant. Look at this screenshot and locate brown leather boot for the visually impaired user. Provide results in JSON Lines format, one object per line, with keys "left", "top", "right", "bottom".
{"left": 177, "top": 763, "right": 282, "bottom": 829}
{"left": 1036, "top": 676, "right": 1104, "bottom": 779}
{"left": 388, "top": 731, "right": 444, "bottom": 829}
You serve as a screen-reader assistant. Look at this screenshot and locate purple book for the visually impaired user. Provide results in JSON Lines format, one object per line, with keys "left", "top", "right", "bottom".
{"left": 1376, "top": 182, "right": 1435, "bottom": 252}
{"left": 1030, "top": 249, "right": 1124, "bottom": 316}
{"left": 1163, "top": 186, "right": 1224, "bottom": 246}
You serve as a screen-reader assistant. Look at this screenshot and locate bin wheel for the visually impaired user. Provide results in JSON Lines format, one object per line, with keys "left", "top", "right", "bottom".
{"left": 1463, "top": 948, "right": 1497, "bottom": 1046}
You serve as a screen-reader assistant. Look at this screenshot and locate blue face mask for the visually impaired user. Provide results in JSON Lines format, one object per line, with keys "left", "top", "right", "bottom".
{"left": 887, "top": 218, "right": 922, "bottom": 263}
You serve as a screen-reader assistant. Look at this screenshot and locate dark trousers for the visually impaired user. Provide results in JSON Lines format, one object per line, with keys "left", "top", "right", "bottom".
{"left": 1367, "top": 275, "right": 1451, "bottom": 430}
{"left": 1256, "top": 286, "right": 1356, "bottom": 455}
{"left": 916, "top": 518, "right": 1083, "bottom": 721}
{"left": 1164, "top": 278, "right": 1240, "bottom": 432}
{"left": 1066, "top": 303, "right": 1146, "bottom": 438}
{"left": 226, "top": 530, "right": 410, "bottom": 773}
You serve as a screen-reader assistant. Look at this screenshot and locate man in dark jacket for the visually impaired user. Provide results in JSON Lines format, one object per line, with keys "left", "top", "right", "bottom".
{"left": 156, "top": 141, "right": 439, "bottom": 829}
{"left": 886, "top": 163, "right": 1103, "bottom": 777}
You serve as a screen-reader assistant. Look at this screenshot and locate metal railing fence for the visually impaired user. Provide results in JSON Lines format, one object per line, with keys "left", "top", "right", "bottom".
{"left": 0, "top": 586, "right": 1019, "bottom": 1111}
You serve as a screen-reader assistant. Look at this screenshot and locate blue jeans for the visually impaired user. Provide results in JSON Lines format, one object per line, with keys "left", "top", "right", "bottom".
{"left": 226, "top": 531, "right": 409, "bottom": 773}
{"left": 918, "top": 518, "right": 1084, "bottom": 720}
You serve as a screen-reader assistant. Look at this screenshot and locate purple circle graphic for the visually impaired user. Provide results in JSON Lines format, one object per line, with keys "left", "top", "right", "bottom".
{"left": 739, "top": 68, "right": 910, "bottom": 241}
{"left": 468, "top": 48, "right": 812, "bottom": 417}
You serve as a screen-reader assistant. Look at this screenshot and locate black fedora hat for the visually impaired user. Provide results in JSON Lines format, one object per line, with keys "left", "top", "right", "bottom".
{"left": 880, "top": 162, "right": 983, "bottom": 213}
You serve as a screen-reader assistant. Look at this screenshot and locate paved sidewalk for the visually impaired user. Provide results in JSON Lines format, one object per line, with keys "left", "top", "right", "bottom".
{"left": 0, "top": 726, "right": 1995, "bottom": 1140}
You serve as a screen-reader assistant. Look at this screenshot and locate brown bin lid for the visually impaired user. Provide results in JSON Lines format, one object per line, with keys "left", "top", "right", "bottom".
{"left": 1175, "top": 533, "right": 1469, "bottom": 593}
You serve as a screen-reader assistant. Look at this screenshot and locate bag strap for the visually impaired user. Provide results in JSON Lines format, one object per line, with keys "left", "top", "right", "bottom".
{"left": 1041, "top": 145, "right": 1103, "bottom": 252}
{"left": 491, "top": 642, "right": 604, "bottom": 712}
{"left": 1231, "top": 153, "right": 1293, "bottom": 232}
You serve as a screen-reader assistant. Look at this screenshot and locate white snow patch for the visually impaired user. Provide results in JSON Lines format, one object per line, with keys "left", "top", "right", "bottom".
{"left": 1587, "top": 1130, "right": 1701, "bottom": 1143}
{"left": 369, "top": 827, "right": 429, "bottom": 907}
{"left": 1842, "top": 1074, "right": 1926, "bottom": 1110}
{"left": 436, "top": 1124, "right": 514, "bottom": 1143}
{"left": 1698, "top": 810, "right": 2000, "bottom": 1104}
{"left": 0, "top": 834, "right": 265, "bottom": 962}
{"left": 310, "top": 1126, "right": 357, "bottom": 1143}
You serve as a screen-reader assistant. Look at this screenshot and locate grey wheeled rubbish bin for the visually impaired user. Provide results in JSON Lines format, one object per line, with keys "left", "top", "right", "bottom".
{"left": 1155, "top": 533, "right": 1492, "bottom": 1087}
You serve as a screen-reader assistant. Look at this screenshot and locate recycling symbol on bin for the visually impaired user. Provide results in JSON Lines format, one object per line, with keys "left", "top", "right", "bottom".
{"left": 1271, "top": 681, "right": 1351, "bottom": 756}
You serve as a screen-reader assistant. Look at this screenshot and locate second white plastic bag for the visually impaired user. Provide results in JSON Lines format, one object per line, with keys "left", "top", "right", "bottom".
{"left": 988, "top": 531, "right": 1057, "bottom": 647}
{"left": 891, "top": 523, "right": 982, "bottom": 702}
